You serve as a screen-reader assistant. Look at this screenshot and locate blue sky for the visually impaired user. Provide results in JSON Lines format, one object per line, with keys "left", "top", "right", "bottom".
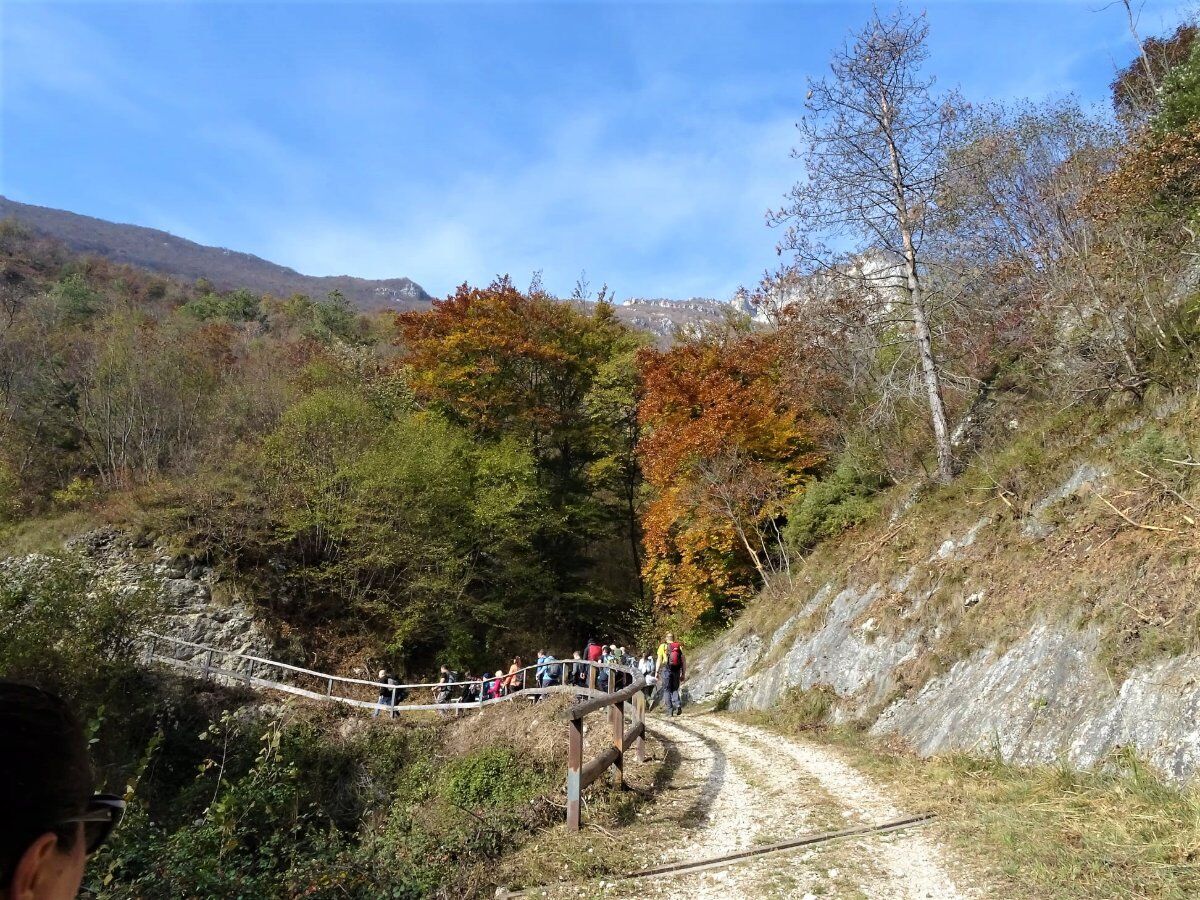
{"left": 0, "top": 1, "right": 1190, "bottom": 301}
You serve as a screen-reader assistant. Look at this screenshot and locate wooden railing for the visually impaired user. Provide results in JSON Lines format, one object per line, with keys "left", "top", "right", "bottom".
{"left": 145, "top": 633, "right": 650, "bottom": 831}
{"left": 565, "top": 670, "right": 646, "bottom": 831}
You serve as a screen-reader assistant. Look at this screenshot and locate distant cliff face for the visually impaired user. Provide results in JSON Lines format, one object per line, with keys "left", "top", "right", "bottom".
{"left": 611, "top": 295, "right": 759, "bottom": 343}
{"left": 0, "top": 196, "right": 432, "bottom": 312}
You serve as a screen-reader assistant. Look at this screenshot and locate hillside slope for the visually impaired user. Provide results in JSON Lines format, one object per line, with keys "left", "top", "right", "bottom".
{"left": 0, "top": 195, "right": 431, "bottom": 310}
{"left": 686, "top": 390, "right": 1200, "bottom": 782}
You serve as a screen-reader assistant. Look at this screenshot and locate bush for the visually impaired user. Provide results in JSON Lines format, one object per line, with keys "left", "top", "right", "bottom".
{"left": 52, "top": 476, "right": 101, "bottom": 509}
{"left": 440, "top": 747, "right": 551, "bottom": 809}
{"left": 0, "top": 551, "right": 159, "bottom": 693}
{"left": 87, "top": 711, "right": 551, "bottom": 900}
{"left": 774, "top": 685, "right": 837, "bottom": 732}
{"left": 1123, "top": 426, "right": 1190, "bottom": 474}
{"left": 784, "top": 447, "right": 888, "bottom": 551}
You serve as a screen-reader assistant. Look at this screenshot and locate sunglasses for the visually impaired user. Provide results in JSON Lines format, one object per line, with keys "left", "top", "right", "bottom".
{"left": 60, "top": 794, "right": 126, "bottom": 854}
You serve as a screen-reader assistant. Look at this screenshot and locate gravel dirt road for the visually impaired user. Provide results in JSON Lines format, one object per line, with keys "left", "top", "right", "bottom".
{"left": 541, "top": 711, "right": 980, "bottom": 899}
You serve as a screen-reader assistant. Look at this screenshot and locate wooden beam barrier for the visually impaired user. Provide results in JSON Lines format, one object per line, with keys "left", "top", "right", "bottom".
{"left": 624, "top": 721, "right": 644, "bottom": 758}
{"left": 609, "top": 700, "right": 625, "bottom": 789}
{"left": 565, "top": 663, "right": 646, "bottom": 832}
{"left": 566, "top": 718, "right": 583, "bottom": 831}
{"left": 579, "top": 744, "right": 622, "bottom": 789}
{"left": 632, "top": 689, "right": 646, "bottom": 762}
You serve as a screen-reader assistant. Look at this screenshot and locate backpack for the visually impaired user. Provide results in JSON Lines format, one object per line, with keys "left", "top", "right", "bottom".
{"left": 668, "top": 642, "right": 683, "bottom": 667}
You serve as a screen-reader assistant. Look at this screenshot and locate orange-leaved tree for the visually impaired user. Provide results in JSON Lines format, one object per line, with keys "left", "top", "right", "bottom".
{"left": 638, "top": 326, "right": 826, "bottom": 626}
{"left": 397, "top": 276, "right": 646, "bottom": 637}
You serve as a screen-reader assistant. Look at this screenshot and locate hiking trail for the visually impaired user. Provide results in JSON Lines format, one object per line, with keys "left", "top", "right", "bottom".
{"left": 538, "top": 711, "right": 980, "bottom": 899}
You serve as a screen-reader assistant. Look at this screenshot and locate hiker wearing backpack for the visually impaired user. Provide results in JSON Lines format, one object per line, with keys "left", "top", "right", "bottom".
{"left": 661, "top": 634, "right": 686, "bottom": 717}
{"left": 373, "top": 669, "right": 399, "bottom": 719}
{"left": 639, "top": 651, "right": 657, "bottom": 703}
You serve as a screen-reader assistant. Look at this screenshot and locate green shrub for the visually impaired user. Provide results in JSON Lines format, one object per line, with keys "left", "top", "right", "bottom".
{"left": 0, "top": 551, "right": 159, "bottom": 692}
{"left": 52, "top": 476, "right": 101, "bottom": 509}
{"left": 1123, "top": 426, "right": 1190, "bottom": 474}
{"left": 774, "top": 685, "right": 837, "bottom": 732}
{"left": 1155, "top": 40, "right": 1200, "bottom": 134}
{"left": 439, "top": 747, "right": 550, "bottom": 809}
{"left": 784, "top": 447, "right": 888, "bottom": 551}
{"left": 51, "top": 272, "right": 99, "bottom": 322}
{"left": 179, "top": 289, "right": 261, "bottom": 322}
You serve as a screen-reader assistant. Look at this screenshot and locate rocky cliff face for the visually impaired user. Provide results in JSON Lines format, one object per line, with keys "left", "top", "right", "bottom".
{"left": 66, "top": 528, "right": 273, "bottom": 672}
{"left": 687, "top": 454, "right": 1200, "bottom": 783}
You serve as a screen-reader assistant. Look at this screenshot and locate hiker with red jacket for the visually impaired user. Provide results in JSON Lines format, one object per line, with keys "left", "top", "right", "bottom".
{"left": 661, "top": 633, "right": 686, "bottom": 717}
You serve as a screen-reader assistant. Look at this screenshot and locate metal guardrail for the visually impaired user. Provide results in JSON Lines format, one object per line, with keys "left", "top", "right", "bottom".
{"left": 145, "top": 632, "right": 650, "bottom": 831}
{"left": 143, "top": 632, "right": 634, "bottom": 711}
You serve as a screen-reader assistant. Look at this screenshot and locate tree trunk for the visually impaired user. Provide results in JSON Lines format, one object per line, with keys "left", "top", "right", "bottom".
{"left": 900, "top": 234, "right": 954, "bottom": 482}
{"left": 880, "top": 95, "right": 954, "bottom": 483}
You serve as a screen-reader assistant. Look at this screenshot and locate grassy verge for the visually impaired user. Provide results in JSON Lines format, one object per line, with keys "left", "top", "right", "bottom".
{"left": 746, "top": 696, "right": 1200, "bottom": 900}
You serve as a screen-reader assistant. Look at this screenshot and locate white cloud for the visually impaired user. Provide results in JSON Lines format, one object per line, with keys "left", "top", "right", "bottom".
{"left": 256, "top": 99, "right": 798, "bottom": 300}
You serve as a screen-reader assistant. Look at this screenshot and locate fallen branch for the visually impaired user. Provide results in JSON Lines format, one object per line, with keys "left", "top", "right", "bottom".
{"left": 848, "top": 524, "right": 909, "bottom": 569}
{"left": 1094, "top": 491, "right": 1176, "bottom": 533}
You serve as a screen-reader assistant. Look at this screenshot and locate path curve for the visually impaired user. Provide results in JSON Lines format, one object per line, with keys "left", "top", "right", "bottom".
{"left": 580, "top": 712, "right": 977, "bottom": 899}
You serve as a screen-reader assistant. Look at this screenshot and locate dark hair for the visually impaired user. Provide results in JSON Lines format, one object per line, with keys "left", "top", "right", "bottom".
{"left": 0, "top": 682, "right": 93, "bottom": 887}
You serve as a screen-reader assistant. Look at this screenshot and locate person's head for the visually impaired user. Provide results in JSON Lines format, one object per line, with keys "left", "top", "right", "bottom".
{"left": 495, "top": 670, "right": 504, "bottom": 678}
{"left": 573, "top": 651, "right": 581, "bottom": 659}
{"left": 1, "top": 682, "right": 119, "bottom": 900}
{"left": 377, "top": 669, "right": 387, "bottom": 680}
{"left": 537, "top": 649, "right": 545, "bottom": 657}
{"left": 665, "top": 633, "right": 675, "bottom": 643}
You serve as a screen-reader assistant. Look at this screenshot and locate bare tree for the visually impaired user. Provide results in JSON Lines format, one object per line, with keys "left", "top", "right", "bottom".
{"left": 770, "top": 7, "right": 961, "bottom": 482}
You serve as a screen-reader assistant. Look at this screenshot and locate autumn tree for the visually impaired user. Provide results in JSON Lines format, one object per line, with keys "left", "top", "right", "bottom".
{"left": 397, "top": 277, "right": 646, "bottom": 639}
{"left": 638, "top": 326, "right": 825, "bottom": 625}
{"left": 770, "top": 7, "right": 962, "bottom": 482}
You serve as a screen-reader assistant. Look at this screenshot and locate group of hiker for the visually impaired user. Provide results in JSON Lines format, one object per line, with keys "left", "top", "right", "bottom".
{"left": 372, "top": 633, "right": 688, "bottom": 718}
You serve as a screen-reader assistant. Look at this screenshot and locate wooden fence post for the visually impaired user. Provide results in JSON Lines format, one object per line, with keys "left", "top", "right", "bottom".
{"left": 202, "top": 649, "right": 214, "bottom": 681}
{"left": 633, "top": 689, "right": 646, "bottom": 762}
{"left": 567, "top": 717, "right": 583, "bottom": 832}
{"left": 587, "top": 665, "right": 596, "bottom": 692}
{"left": 609, "top": 700, "right": 624, "bottom": 790}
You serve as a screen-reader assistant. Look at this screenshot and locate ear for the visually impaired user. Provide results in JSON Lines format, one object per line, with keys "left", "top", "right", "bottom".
{"left": 7, "top": 832, "right": 60, "bottom": 900}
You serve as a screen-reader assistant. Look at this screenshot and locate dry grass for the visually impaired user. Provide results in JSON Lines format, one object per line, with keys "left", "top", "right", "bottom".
{"left": 699, "top": 389, "right": 1200, "bottom": 712}
{"left": 742, "top": 699, "right": 1200, "bottom": 900}
{"left": 831, "top": 736, "right": 1200, "bottom": 899}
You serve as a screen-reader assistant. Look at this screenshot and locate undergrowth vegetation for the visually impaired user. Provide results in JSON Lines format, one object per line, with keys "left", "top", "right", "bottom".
{"left": 0, "top": 552, "right": 576, "bottom": 899}
{"left": 846, "top": 740, "right": 1200, "bottom": 899}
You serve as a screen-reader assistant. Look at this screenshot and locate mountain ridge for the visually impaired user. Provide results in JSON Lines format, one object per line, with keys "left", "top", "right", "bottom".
{"left": 0, "top": 196, "right": 746, "bottom": 338}
{"left": 0, "top": 196, "right": 432, "bottom": 311}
